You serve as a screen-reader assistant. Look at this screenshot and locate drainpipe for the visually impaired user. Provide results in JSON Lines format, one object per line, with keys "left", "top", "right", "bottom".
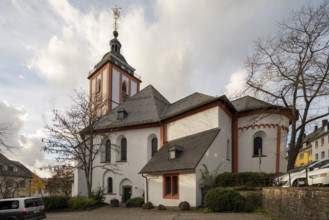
{"left": 142, "top": 173, "right": 148, "bottom": 203}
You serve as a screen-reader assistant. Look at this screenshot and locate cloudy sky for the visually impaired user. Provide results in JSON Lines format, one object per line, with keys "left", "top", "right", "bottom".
{"left": 0, "top": 0, "right": 315, "bottom": 176}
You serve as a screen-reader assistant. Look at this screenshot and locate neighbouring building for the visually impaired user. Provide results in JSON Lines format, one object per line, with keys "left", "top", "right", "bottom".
{"left": 0, "top": 153, "right": 33, "bottom": 198}
{"left": 72, "top": 17, "right": 293, "bottom": 207}
{"left": 295, "top": 119, "right": 329, "bottom": 167}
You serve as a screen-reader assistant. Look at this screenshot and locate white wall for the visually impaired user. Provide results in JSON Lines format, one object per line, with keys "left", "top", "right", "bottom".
{"left": 145, "top": 107, "right": 232, "bottom": 207}
{"left": 166, "top": 107, "right": 219, "bottom": 141}
{"left": 112, "top": 68, "right": 120, "bottom": 109}
{"left": 92, "top": 127, "right": 160, "bottom": 203}
{"left": 237, "top": 114, "right": 290, "bottom": 173}
{"left": 131, "top": 81, "right": 137, "bottom": 96}
{"left": 146, "top": 172, "right": 197, "bottom": 207}
{"left": 72, "top": 167, "right": 88, "bottom": 197}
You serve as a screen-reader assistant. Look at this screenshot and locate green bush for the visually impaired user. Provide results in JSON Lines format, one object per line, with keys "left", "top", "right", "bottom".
{"left": 43, "top": 195, "right": 69, "bottom": 211}
{"left": 215, "top": 172, "right": 275, "bottom": 187}
{"left": 68, "top": 196, "right": 96, "bottom": 210}
{"left": 215, "top": 172, "right": 237, "bottom": 187}
{"left": 91, "top": 186, "right": 106, "bottom": 204}
{"left": 125, "top": 197, "right": 144, "bottom": 207}
{"left": 204, "top": 188, "right": 254, "bottom": 212}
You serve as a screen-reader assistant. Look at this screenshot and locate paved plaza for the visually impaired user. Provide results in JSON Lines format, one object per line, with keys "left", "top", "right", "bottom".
{"left": 46, "top": 206, "right": 270, "bottom": 220}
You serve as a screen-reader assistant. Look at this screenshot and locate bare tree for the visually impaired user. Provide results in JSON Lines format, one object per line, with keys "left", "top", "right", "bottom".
{"left": 43, "top": 89, "right": 118, "bottom": 198}
{"left": 0, "top": 174, "right": 21, "bottom": 199}
{"left": 44, "top": 164, "right": 74, "bottom": 196}
{"left": 244, "top": 1, "right": 329, "bottom": 170}
{"left": 0, "top": 121, "right": 17, "bottom": 153}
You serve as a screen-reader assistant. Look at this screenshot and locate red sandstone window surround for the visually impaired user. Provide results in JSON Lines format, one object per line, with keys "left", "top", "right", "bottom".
{"left": 163, "top": 174, "right": 179, "bottom": 199}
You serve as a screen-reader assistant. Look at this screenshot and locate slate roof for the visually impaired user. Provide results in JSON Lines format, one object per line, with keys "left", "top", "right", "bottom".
{"left": 231, "top": 96, "right": 276, "bottom": 112}
{"left": 96, "top": 85, "right": 237, "bottom": 131}
{"left": 0, "top": 153, "right": 32, "bottom": 178}
{"left": 96, "top": 85, "right": 171, "bottom": 130}
{"left": 139, "top": 128, "right": 220, "bottom": 174}
{"left": 161, "top": 93, "right": 218, "bottom": 119}
{"left": 303, "top": 124, "right": 329, "bottom": 144}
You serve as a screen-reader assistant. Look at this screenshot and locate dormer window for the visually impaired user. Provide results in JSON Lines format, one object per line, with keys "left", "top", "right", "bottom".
{"left": 117, "top": 108, "right": 128, "bottom": 120}
{"left": 168, "top": 145, "right": 183, "bottom": 160}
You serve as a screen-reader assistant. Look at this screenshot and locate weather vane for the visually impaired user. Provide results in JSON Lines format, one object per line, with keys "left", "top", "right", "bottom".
{"left": 112, "top": 6, "right": 121, "bottom": 31}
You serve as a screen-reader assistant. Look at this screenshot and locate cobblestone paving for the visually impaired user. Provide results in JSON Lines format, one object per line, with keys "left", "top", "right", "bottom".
{"left": 46, "top": 206, "right": 270, "bottom": 220}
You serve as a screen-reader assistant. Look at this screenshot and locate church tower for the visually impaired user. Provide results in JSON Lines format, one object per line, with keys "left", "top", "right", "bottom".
{"left": 88, "top": 7, "right": 141, "bottom": 113}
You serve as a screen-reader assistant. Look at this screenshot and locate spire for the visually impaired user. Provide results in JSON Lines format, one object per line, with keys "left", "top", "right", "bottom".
{"left": 110, "top": 6, "right": 122, "bottom": 53}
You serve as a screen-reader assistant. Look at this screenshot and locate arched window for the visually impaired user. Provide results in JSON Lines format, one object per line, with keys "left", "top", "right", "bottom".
{"left": 121, "top": 138, "right": 127, "bottom": 161}
{"left": 151, "top": 138, "right": 158, "bottom": 157}
{"left": 122, "top": 81, "right": 128, "bottom": 102}
{"left": 226, "top": 139, "right": 230, "bottom": 160}
{"left": 108, "top": 177, "right": 113, "bottom": 193}
{"left": 106, "top": 140, "right": 111, "bottom": 162}
{"left": 253, "top": 137, "right": 263, "bottom": 156}
{"left": 122, "top": 82, "right": 127, "bottom": 94}
{"left": 96, "top": 79, "right": 101, "bottom": 93}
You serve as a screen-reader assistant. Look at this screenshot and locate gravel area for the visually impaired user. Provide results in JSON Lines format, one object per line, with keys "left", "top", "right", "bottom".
{"left": 46, "top": 206, "right": 270, "bottom": 220}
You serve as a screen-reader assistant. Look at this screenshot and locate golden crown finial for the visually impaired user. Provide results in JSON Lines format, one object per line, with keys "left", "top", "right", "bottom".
{"left": 112, "top": 6, "right": 121, "bottom": 31}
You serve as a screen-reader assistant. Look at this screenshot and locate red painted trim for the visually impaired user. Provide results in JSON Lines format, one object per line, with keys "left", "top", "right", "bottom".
{"left": 163, "top": 173, "right": 179, "bottom": 199}
{"left": 159, "top": 124, "right": 167, "bottom": 147}
{"left": 119, "top": 72, "right": 122, "bottom": 104}
{"left": 128, "top": 78, "right": 131, "bottom": 96}
{"left": 232, "top": 117, "right": 239, "bottom": 174}
{"left": 239, "top": 123, "right": 289, "bottom": 132}
{"left": 95, "top": 123, "right": 161, "bottom": 136}
{"left": 276, "top": 125, "right": 281, "bottom": 173}
{"left": 108, "top": 63, "right": 112, "bottom": 111}
{"left": 238, "top": 109, "right": 293, "bottom": 121}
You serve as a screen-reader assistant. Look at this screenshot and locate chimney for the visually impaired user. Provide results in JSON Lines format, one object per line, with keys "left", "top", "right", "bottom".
{"left": 323, "top": 119, "right": 328, "bottom": 132}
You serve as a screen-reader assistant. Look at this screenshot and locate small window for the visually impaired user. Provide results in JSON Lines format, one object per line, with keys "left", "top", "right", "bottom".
{"left": 122, "top": 81, "right": 128, "bottom": 102}
{"left": 121, "top": 138, "right": 127, "bottom": 161}
{"left": 117, "top": 108, "right": 128, "bottom": 120}
{"left": 151, "top": 138, "right": 158, "bottom": 157}
{"left": 315, "top": 141, "right": 318, "bottom": 148}
{"left": 108, "top": 177, "right": 113, "bottom": 193}
{"left": 96, "top": 79, "right": 101, "bottom": 93}
{"left": 226, "top": 139, "right": 230, "bottom": 160}
{"left": 7, "top": 179, "right": 14, "bottom": 187}
{"left": 300, "top": 153, "right": 304, "bottom": 160}
{"left": 19, "top": 180, "right": 26, "bottom": 188}
{"left": 0, "top": 200, "right": 19, "bottom": 210}
{"left": 321, "top": 151, "right": 325, "bottom": 159}
{"left": 163, "top": 174, "right": 179, "bottom": 199}
{"left": 106, "top": 140, "right": 111, "bottom": 162}
{"left": 3, "top": 165, "right": 7, "bottom": 171}
{"left": 308, "top": 149, "right": 312, "bottom": 156}
{"left": 253, "top": 137, "right": 263, "bottom": 156}
{"left": 321, "top": 138, "right": 324, "bottom": 146}
{"left": 8, "top": 166, "right": 14, "bottom": 172}
{"left": 315, "top": 153, "right": 319, "bottom": 160}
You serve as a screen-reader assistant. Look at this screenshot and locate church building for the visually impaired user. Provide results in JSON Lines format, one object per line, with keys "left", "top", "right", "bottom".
{"left": 72, "top": 10, "right": 292, "bottom": 207}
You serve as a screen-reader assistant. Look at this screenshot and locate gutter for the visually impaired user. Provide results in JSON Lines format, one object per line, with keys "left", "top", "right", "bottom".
{"left": 142, "top": 173, "right": 148, "bottom": 203}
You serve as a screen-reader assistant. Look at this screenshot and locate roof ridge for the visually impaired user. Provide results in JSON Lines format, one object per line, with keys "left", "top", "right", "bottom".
{"left": 148, "top": 85, "right": 170, "bottom": 120}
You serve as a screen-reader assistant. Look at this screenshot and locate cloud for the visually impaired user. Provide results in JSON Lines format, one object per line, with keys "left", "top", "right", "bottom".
{"left": 0, "top": 101, "right": 47, "bottom": 170}
{"left": 224, "top": 70, "right": 248, "bottom": 99}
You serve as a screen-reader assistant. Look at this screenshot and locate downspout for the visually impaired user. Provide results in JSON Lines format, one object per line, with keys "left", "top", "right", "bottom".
{"left": 142, "top": 173, "right": 148, "bottom": 203}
